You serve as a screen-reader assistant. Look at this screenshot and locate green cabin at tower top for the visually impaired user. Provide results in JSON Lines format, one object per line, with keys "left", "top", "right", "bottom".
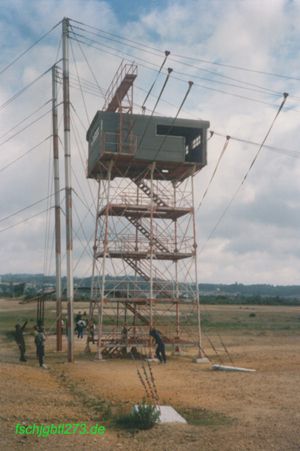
{"left": 86, "top": 111, "right": 210, "bottom": 181}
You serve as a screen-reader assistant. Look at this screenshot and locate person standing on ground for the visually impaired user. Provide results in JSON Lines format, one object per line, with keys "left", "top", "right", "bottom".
{"left": 75, "top": 311, "right": 82, "bottom": 336}
{"left": 149, "top": 328, "right": 167, "bottom": 363}
{"left": 76, "top": 319, "right": 85, "bottom": 338}
{"left": 34, "top": 326, "right": 47, "bottom": 368}
{"left": 15, "top": 321, "right": 28, "bottom": 362}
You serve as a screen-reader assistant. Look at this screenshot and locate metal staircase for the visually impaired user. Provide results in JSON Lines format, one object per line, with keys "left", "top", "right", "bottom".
{"left": 125, "top": 215, "right": 170, "bottom": 253}
{"left": 133, "top": 177, "right": 169, "bottom": 207}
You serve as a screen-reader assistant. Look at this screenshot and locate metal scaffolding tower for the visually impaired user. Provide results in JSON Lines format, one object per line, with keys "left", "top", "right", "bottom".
{"left": 86, "top": 62, "right": 209, "bottom": 359}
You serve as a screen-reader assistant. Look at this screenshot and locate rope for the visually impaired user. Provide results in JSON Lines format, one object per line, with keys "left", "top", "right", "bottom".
{"left": 0, "top": 136, "right": 52, "bottom": 173}
{"left": 0, "top": 21, "right": 61, "bottom": 75}
{"left": 199, "top": 93, "right": 288, "bottom": 255}
{"left": 69, "top": 37, "right": 90, "bottom": 125}
{"left": 137, "top": 68, "right": 173, "bottom": 149}
{"left": 196, "top": 135, "right": 231, "bottom": 211}
{"left": 152, "top": 80, "right": 193, "bottom": 161}
{"left": 142, "top": 50, "right": 170, "bottom": 109}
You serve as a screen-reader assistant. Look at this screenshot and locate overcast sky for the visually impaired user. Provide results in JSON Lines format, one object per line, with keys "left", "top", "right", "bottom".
{"left": 1, "top": 0, "right": 300, "bottom": 285}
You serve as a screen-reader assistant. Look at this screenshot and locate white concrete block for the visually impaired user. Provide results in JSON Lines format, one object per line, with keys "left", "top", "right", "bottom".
{"left": 194, "top": 357, "right": 210, "bottom": 363}
{"left": 133, "top": 405, "right": 187, "bottom": 424}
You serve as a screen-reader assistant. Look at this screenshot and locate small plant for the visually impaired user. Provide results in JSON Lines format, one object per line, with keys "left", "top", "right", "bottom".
{"left": 249, "top": 312, "right": 256, "bottom": 317}
{"left": 115, "top": 402, "right": 160, "bottom": 430}
{"left": 115, "top": 361, "right": 161, "bottom": 430}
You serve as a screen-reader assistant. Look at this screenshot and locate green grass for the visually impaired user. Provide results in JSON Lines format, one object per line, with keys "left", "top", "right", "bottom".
{"left": 1, "top": 300, "right": 300, "bottom": 344}
{"left": 183, "top": 310, "right": 300, "bottom": 333}
{"left": 178, "top": 407, "right": 234, "bottom": 427}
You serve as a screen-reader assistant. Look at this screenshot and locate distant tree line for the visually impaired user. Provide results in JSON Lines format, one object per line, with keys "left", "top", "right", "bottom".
{"left": 199, "top": 283, "right": 300, "bottom": 298}
{"left": 1, "top": 274, "right": 300, "bottom": 304}
{"left": 200, "top": 294, "right": 300, "bottom": 306}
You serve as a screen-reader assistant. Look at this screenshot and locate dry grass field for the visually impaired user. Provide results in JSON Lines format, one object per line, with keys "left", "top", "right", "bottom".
{"left": 1, "top": 298, "right": 300, "bottom": 450}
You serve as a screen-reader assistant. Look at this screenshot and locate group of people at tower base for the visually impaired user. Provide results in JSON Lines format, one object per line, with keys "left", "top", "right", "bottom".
{"left": 15, "top": 316, "right": 167, "bottom": 365}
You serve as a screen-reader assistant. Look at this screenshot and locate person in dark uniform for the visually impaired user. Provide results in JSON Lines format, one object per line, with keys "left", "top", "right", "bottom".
{"left": 76, "top": 319, "right": 85, "bottom": 339}
{"left": 15, "top": 321, "right": 27, "bottom": 362}
{"left": 149, "top": 328, "right": 167, "bottom": 363}
{"left": 75, "top": 312, "right": 82, "bottom": 336}
{"left": 34, "top": 326, "right": 46, "bottom": 368}
{"left": 75, "top": 311, "right": 82, "bottom": 323}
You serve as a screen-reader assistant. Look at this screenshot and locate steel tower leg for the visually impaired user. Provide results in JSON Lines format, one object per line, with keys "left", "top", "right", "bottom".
{"left": 96, "top": 161, "right": 113, "bottom": 360}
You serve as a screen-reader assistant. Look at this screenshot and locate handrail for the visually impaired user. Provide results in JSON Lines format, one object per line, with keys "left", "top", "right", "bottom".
{"left": 103, "top": 61, "right": 137, "bottom": 111}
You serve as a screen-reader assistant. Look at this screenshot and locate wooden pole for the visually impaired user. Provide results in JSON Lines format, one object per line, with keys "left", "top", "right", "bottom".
{"left": 52, "top": 65, "right": 62, "bottom": 352}
{"left": 62, "top": 17, "right": 74, "bottom": 362}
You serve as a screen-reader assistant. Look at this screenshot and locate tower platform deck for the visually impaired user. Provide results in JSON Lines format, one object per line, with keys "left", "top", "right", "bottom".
{"left": 99, "top": 297, "right": 189, "bottom": 304}
{"left": 95, "top": 250, "right": 193, "bottom": 260}
{"left": 88, "top": 151, "right": 203, "bottom": 181}
{"left": 98, "top": 203, "right": 191, "bottom": 219}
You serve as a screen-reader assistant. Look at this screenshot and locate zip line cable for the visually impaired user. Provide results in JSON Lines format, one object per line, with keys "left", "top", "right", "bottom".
{"left": 73, "top": 200, "right": 95, "bottom": 256}
{"left": 0, "top": 99, "right": 52, "bottom": 141}
{"left": 210, "top": 131, "right": 300, "bottom": 160}
{"left": 70, "top": 18, "right": 300, "bottom": 90}
{"left": 0, "top": 207, "right": 52, "bottom": 234}
{"left": 137, "top": 68, "right": 173, "bottom": 149}
{"left": 198, "top": 92, "right": 289, "bottom": 255}
{"left": 69, "top": 38, "right": 90, "bottom": 125}
{"left": 152, "top": 81, "right": 194, "bottom": 161}
{"left": 70, "top": 33, "right": 293, "bottom": 111}
{"left": 133, "top": 79, "right": 300, "bottom": 160}
{"left": 0, "top": 136, "right": 52, "bottom": 173}
{"left": 69, "top": 25, "right": 106, "bottom": 98}
{"left": 0, "top": 190, "right": 64, "bottom": 225}
{"left": 239, "top": 93, "right": 288, "bottom": 182}
{"left": 69, "top": 82, "right": 103, "bottom": 99}
{"left": 56, "top": 70, "right": 105, "bottom": 99}
{"left": 43, "top": 140, "right": 54, "bottom": 277}
{"left": 59, "top": 194, "right": 95, "bottom": 274}
{"left": 0, "top": 67, "right": 53, "bottom": 112}
{"left": 69, "top": 19, "right": 300, "bottom": 95}
{"left": 172, "top": 65, "right": 282, "bottom": 98}
{"left": 134, "top": 82, "right": 300, "bottom": 159}
{"left": 217, "top": 333, "right": 234, "bottom": 365}
{"left": 0, "top": 20, "right": 61, "bottom": 76}
{"left": 122, "top": 72, "right": 300, "bottom": 162}
{"left": 142, "top": 50, "right": 170, "bottom": 109}
{"left": 167, "top": 56, "right": 284, "bottom": 97}
{"left": 70, "top": 22, "right": 163, "bottom": 60}
{"left": 112, "top": 66, "right": 173, "bottom": 181}
{"left": 72, "top": 189, "right": 95, "bottom": 222}
{"left": 70, "top": 114, "right": 97, "bottom": 211}
{"left": 196, "top": 135, "right": 231, "bottom": 211}
{"left": 70, "top": 103, "right": 88, "bottom": 133}
{"left": 73, "top": 207, "right": 94, "bottom": 262}
{"left": 171, "top": 52, "right": 300, "bottom": 83}
{"left": 146, "top": 67, "right": 173, "bottom": 117}
{"left": 0, "top": 106, "right": 57, "bottom": 149}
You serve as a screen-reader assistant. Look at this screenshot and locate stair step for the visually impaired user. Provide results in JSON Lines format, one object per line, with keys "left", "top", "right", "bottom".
{"left": 126, "top": 216, "right": 169, "bottom": 253}
{"left": 134, "top": 178, "right": 169, "bottom": 207}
